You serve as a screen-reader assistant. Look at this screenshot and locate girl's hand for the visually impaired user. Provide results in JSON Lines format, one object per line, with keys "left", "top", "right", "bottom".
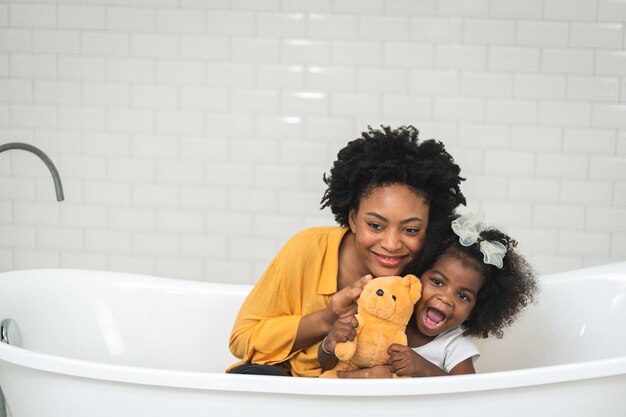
{"left": 324, "top": 315, "right": 359, "bottom": 353}
{"left": 387, "top": 344, "right": 424, "bottom": 377}
{"left": 327, "top": 274, "right": 372, "bottom": 320}
{"left": 388, "top": 344, "right": 476, "bottom": 377}
{"left": 337, "top": 365, "right": 394, "bottom": 379}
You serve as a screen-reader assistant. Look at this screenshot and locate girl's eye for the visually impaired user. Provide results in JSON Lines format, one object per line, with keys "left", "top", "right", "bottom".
{"left": 458, "top": 292, "right": 471, "bottom": 302}
{"left": 404, "top": 227, "right": 421, "bottom": 235}
{"left": 430, "top": 278, "right": 443, "bottom": 287}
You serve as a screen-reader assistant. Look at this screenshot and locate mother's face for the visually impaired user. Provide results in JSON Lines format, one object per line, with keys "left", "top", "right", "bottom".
{"left": 348, "top": 184, "right": 430, "bottom": 278}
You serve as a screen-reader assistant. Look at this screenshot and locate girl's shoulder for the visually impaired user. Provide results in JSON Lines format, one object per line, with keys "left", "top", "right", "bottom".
{"left": 415, "top": 326, "right": 472, "bottom": 352}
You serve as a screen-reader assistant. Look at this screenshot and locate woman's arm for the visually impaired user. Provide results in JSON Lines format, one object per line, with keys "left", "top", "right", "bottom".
{"left": 292, "top": 275, "right": 370, "bottom": 353}
{"left": 317, "top": 315, "right": 359, "bottom": 370}
{"left": 229, "top": 256, "right": 305, "bottom": 364}
{"left": 318, "top": 336, "right": 339, "bottom": 370}
{"left": 230, "top": 268, "right": 371, "bottom": 365}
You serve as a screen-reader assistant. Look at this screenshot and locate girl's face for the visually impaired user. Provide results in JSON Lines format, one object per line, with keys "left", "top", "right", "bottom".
{"left": 414, "top": 256, "right": 483, "bottom": 339}
{"left": 348, "top": 184, "right": 429, "bottom": 278}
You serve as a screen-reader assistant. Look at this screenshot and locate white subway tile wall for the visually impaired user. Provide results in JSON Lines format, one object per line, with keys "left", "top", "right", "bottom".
{"left": 1, "top": 0, "right": 625, "bottom": 283}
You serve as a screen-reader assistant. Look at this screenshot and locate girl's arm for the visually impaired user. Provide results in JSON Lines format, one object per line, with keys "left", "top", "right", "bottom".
{"left": 448, "top": 357, "right": 476, "bottom": 375}
{"left": 388, "top": 344, "right": 476, "bottom": 377}
{"left": 338, "top": 345, "right": 476, "bottom": 378}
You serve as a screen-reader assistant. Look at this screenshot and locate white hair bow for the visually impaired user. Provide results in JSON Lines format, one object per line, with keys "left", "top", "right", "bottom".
{"left": 451, "top": 211, "right": 506, "bottom": 269}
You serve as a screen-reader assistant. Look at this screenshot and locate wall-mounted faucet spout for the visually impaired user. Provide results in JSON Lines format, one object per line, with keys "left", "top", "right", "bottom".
{"left": 0, "top": 142, "right": 64, "bottom": 201}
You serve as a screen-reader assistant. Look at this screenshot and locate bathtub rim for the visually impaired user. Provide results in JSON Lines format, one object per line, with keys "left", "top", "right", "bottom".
{"left": 1, "top": 331, "right": 626, "bottom": 397}
{"left": 1, "top": 263, "right": 626, "bottom": 397}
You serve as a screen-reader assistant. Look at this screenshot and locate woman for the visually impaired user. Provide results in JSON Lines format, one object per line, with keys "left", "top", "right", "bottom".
{"left": 228, "top": 125, "right": 466, "bottom": 377}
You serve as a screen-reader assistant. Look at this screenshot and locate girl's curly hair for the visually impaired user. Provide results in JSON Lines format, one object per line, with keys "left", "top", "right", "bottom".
{"left": 320, "top": 126, "right": 466, "bottom": 267}
{"left": 437, "top": 221, "right": 539, "bottom": 339}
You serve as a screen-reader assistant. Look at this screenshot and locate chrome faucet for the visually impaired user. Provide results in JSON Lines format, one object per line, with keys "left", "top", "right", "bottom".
{"left": 0, "top": 142, "right": 64, "bottom": 201}
{"left": 0, "top": 144, "right": 60, "bottom": 415}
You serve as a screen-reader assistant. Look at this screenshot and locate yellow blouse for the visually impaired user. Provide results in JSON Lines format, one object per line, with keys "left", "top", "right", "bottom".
{"left": 228, "top": 226, "right": 348, "bottom": 377}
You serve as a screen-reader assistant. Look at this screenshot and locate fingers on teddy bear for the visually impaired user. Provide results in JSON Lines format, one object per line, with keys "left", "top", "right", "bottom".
{"left": 331, "top": 317, "right": 358, "bottom": 343}
{"left": 329, "top": 274, "right": 372, "bottom": 318}
{"left": 319, "top": 274, "right": 422, "bottom": 378}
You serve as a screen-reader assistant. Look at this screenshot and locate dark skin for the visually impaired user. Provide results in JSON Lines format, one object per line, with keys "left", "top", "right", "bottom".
{"left": 291, "top": 274, "right": 370, "bottom": 354}
{"left": 330, "top": 256, "right": 482, "bottom": 378}
{"left": 318, "top": 315, "right": 358, "bottom": 370}
{"left": 384, "top": 319, "right": 476, "bottom": 377}
{"left": 387, "top": 344, "right": 475, "bottom": 377}
{"left": 318, "top": 185, "right": 429, "bottom": 368}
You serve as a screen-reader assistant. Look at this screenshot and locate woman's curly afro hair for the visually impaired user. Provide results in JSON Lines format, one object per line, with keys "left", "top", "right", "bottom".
{"left": 321, "top": 125, "right": 466, "bottom": 226}
{"left": 437, "top": 222, "right": 539, "bottom": 339}
{"left": 320, "top": 125, "right": 466, "bottom": 272}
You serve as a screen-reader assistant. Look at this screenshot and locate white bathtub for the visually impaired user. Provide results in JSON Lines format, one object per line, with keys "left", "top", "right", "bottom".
{"left": 0, "top": 263, "right": 625, "bottom": 417}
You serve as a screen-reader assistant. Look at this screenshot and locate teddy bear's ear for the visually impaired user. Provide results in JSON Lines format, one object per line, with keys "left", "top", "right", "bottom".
{"left": 403, "top": 274, "right": 422, "bottom": 303}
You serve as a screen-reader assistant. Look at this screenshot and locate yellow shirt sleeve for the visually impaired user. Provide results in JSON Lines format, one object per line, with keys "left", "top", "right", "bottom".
{"left": 228, "top": 227, "right": 345, "bottom": 377}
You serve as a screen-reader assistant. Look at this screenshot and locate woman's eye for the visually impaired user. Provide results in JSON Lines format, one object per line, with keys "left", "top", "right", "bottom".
{"left": 404, "top": 227, "right": 421, "bottom": 235}
{"left": 367, "top": 222, "right": 383, "bottom": 231}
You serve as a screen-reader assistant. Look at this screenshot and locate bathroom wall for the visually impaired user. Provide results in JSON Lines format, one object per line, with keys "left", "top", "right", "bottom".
{"left": 1, "top": 0, "right": 625, "bottom": 284}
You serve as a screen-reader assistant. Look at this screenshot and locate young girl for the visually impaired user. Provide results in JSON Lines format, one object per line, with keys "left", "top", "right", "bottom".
{"left": 228, "top": 125, "right": 466, "bottom": 377}
{"left": 323, "top": 211, "right": 538, "bottom": 378}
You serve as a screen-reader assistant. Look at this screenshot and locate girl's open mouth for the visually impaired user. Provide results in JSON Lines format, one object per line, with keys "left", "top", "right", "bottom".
{"left": 423, "top": 307, "right": 447, "bottom": 330}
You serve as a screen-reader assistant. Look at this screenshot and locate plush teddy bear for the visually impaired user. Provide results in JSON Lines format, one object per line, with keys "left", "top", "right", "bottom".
{"left": 319, "top": 274, "right": 422, "bottom": 378}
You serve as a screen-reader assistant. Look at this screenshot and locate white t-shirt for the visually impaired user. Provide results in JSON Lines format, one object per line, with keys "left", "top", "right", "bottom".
{"left": 411, "top": 326, "right": 480, "bottom": 373}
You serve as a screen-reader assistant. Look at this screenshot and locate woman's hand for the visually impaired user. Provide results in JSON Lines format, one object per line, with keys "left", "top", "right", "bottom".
{"left": 294, "top": 275, "right": 371, "bottom": 354}
{"left": 337, "top": 365, "right": 394, "bottom": 379}
{"left": 327, "top": 274, "right": 372, "bottom": 321}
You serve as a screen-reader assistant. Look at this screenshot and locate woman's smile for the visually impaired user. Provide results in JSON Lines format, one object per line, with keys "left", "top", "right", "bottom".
{"left": 371, "top": 251, "right": 408, "bottom": 269}
{"left": 348, "top": 184, "right": 430, "bottom": 278}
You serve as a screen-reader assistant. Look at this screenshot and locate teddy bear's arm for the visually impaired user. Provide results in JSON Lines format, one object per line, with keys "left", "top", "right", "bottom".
{"left": 392, "top": 330, "right": 408, "bottom": 346}
{"left": 334, "top": 338, "right": 357, "bottom": 361}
